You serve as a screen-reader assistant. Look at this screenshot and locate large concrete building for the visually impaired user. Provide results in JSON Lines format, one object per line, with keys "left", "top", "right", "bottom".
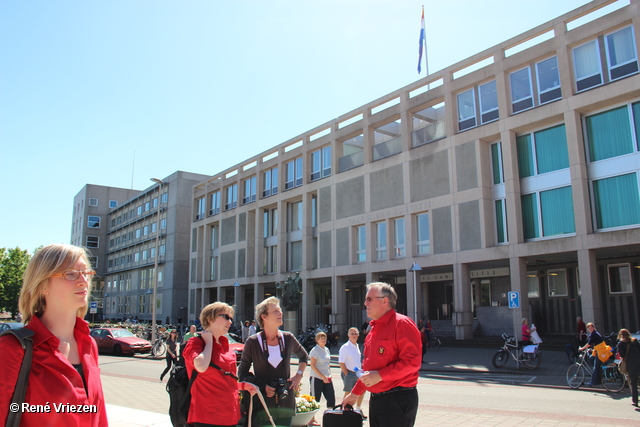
{"left": 189, "top": 0, "right": 640, "bottom": 339}
{"left": 73, "top": 171, "right": 209, "bottom": 323}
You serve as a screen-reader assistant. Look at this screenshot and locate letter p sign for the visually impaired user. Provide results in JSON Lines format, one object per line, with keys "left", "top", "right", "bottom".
{"left": 508, "top": 292, "right": 519, "bottom": 309}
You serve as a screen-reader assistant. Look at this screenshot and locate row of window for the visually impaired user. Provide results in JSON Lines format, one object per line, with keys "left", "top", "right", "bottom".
{"left": 109, "top": 193, "right": 167, "bottom": 228}
{"left": 107, "top": 219, "right": 167, "bottom": 249}
{"left": 106, "top": 268, "right": 161, "bottom": 292}
{"left": 104, "top": 294, "right": 162, "bottom": 316}
{"left": 107, "top": 245, "right": 166, "bottom": 269}
{"left": 88, "top": 198, "right": 119, "bottom": 209}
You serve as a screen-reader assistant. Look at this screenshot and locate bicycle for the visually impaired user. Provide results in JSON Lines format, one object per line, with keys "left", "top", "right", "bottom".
{"left": 566, "top": 349, "right": 626, "bottom": 392}
{"left": 492, "top": 333, "right": 542, "bottom": 369}
{"left": 425, "top": 334, "right": 441, "bottom": 351}
{"left": 151, "top": 336, "right": 167, "bottom": 357}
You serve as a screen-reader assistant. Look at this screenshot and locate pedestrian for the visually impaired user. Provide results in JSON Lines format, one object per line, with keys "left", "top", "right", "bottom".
{"left": 182, "top": 302, "right": 259, "bottom": 426}
{"left": 521, "top": 318, "right": 535, "bottom": 346}
{"left": 183, "top": 324, "right": 198, "bottom": 343}
{"left": 343, "top": 282, "right": 422, "bottom": 427}
{"left": 160, "top": 329, "right": 178, "bottom": 381}
{"left": 579, "top": 322, "right": 604, "bottom": 386}
{"left": 242, "top": 320, "right": 250, "bottom": 342}
{"left": 338, "top": 327, "right": 366, "bottom": 418}
{"left": 0, "top": 243, "right": 108, "bottom": 426}
{"left": 308, "top": 331, "right": 335, "bottom": 426}
{"left": 238, "top": 297, "right": 309, "bottom": 427}
{"left": 576, "top": 317, "right": 587, "bottom": 345}
{"left": 617, "top": 329, "right": 640, "bottom": 407}
{"left": 249, "top": 319, "right": 257, "bottom": 336}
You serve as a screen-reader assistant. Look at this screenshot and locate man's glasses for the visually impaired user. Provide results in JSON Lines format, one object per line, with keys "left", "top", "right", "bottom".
{"left": 365, "top": 296, "right": 385, "bottom": 303}
{"left": 218, "top": 314, "right": 234, "bottom": 322}
{"left": 50, "top": 270, "right": 96, "bottom": 281}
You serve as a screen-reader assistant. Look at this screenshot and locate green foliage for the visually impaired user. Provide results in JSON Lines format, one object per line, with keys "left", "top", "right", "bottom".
{"left": 0, "top": 247, "right": 31, "bottom": 317}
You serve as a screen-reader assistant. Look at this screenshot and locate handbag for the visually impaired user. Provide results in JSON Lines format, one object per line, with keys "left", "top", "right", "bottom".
{"left": 1, "top": 328, "right": 35, "bottom": 427}
{"left": 618, "top": 341, "right": 632, "bottom": 375}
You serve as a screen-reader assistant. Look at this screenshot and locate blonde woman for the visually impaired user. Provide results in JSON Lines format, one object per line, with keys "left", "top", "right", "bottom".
{"left": 0, "top": 244, "right": 107, "bottom": 426}
{"left": 617, "top": 329, "right": 640, "bottom": 406}
{"left": 308, "top": 331, "right": 335, "bottom": 426}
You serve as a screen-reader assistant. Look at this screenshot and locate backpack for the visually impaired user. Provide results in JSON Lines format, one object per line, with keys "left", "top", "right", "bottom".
{"left": 1, "top": 328, "right": 35, "bottom": 427}
{"left": 166, "top": 365, "right": 194, "bottom": 427}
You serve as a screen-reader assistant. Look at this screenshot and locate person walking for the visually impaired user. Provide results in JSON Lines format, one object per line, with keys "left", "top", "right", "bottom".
{"left": 338, "top": 327, "right": 366, "bottom": 418}
{"left": 0, "top": 244, "right": 108, "bottom": 426}
{"left": 238, "top": 297, "right": 308, "bottom": 427}
{"left": 579, "top": 322, "right": 604, "bottom": 386}
{"left": 160, "top": 329, "right": 178, "bottom": 381}
{"left": 343, "top": 282, "right": 422, "bottom": 427}
{"left": 617, "top": 329, "right": 640, "bottom": 406}
{"left": 308, "top": 331, "right": 335, "bottom": 426}
{"left": 242, "top": 320, "right": 250, "bottom": 343}
{"left": 182, "top": 302, "right": 258, "bottom": 426}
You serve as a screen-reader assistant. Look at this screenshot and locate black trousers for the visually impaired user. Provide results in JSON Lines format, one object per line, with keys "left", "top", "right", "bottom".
{"left": 310, "top": 376, "right": 336, "bottom": 408}
{"left": 369, "top": 388, "right": 418, "bottom": 427}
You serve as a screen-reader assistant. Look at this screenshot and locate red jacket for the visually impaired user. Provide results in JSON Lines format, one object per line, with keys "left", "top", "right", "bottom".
{"left": 184, "top": 335, "right": 240, "bottom": 425}
{"left": 0, "top": 315, "right": 108, "bottom": 426}
{"left": 352, "top": 309, "right": 422, "bottom": 395}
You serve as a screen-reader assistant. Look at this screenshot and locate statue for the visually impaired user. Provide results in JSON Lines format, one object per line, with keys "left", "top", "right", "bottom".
{"left": 276, "top": 272, "right": 301, "bottom": 311}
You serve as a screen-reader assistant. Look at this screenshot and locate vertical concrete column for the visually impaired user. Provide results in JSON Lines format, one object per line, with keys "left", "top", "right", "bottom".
{"left": 277, "top": 199, "right": 286, "bottom": 274}
{"left": 302, "top": 277, "right": 314, "bottom": 332}
{"left": 236, "top": 285, "right": 245, "bottom": 323}
{"left": 255, "top": 283, "right": 265, "bottom": 307}
{"left": 501, "top": 130, "right": 524, "bottom": 244}
{"left": 399, "top": 92, "right": 413, "bottom": 152}
{"left": 333, "top": 276, "right": 348, "bottom": 338}
{"left": 509, "top": 257, "right": 529, "bottom": 337}
{"left": 578, "top": 249, "right": 602, "bottom": 326}
{"left": 565, "top": 109, "right": 592, "bottom": 236}
{"left": 452, "top": 262, "right": 473, "bottom": 340}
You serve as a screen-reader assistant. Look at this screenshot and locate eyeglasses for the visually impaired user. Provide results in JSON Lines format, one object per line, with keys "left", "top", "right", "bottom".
{"left": 50, "top": 270, "right": 96, "bottom": 281}
{"left": 218, "top": 314, "right": 234, "bottom": 322}
{"left": 365, "top": 296, "right": 385, "bottom": 303}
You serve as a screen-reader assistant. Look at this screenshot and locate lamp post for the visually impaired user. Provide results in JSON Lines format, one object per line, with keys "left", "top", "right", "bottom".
{"left": 408, "top": 262, "right": 422, "bottom": 322}
{"left": 150, "top": 177, "right": 164, "bottom": 345}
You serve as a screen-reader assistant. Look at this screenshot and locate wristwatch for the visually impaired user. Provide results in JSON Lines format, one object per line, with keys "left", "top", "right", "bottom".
{"left": 297, "top": 370, "right": 303, "bottom": 376}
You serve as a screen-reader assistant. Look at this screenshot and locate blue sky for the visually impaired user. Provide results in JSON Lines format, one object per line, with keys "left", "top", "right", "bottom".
{"left": 0, "top": 0, "right": 608, "bottom": 252}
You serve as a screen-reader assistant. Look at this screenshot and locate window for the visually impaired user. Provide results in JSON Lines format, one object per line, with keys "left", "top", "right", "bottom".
{"left": 196, "top": 197, "right": 206, "bottom": 220}
{"left": 288, "top": 241, "right": 302, "bottom": 271}
{"left": 87, "top": 216, "right": 101, "bottom": 228}
{"left": 536, "top": 56, "right": 561, "bottom": 104}
{"left": 285, "top": 158, "right": 303, "bottom": 190}
{"left": 134, "top": 252, "right": 140, "bottom": 262}
{"left": 89, "top": 198, "right": 98, "bottom": 207}
{"left": 145, "top": 202, "right": 150, "bottom": 212}
{"left": 152, "top": 197, "right": 158, "bottom": 208}
{"left": 161, "top": 192, "right": 168, "bottom": 204}
{"left": 311, "top": 196, "right": 317, "bottom": 228}
{"left": 151, "top": 222, "right": 157, "bottom": 233}
{"left": 263, "top": 245, "right": 277, "bottom": 274}
{"left": 547, "top": 269, "right": 568, "bottom": 297}
{"left": 225, "top": 184, "right": 238, "bottom": 210}
{"left": 412, "top": 102, "right": 446, "bottom": 146}
{"left": 192, "top": 229, "right": 197, "bottom": 253}
{"left": 585, "top": 105, "right": 635, "bottom": 162}
{"left": 263, "top": 167, "right": 279, "bottom": 197}
{"left": 495, "top": 199, "right": 508, "bottom": 244}
{"left": 517, "top": 125, "right": 569, "bottom": 177}
{"left": 608, "top": 264, "right": 632, "bottom": 294}
{"left": 263, "top": 208, "right": 278, "bottom": 238}
{"left": 311, "top": 147, "right": 331, "bottom": 180}
{"left": 210, "top": 256, "right": 218, "bottom": 281}
{"left": 510, "top": 67, "right": 533, "bottom": 113}
{"left": 210, "top": 191, "right": 221, "bottom": 215}
{"left": 416, "top": 213, "right": 430, "bottom": 255}
{"left": 605, "top": 26, "right": 638, "bottom": 81}
{"left": 592, "top": 173, "right": 640, "bottom": 229}
{"left": 211, "top": 224, "right": 219, "bottom": 250}
{"left": 373, "top": 120, "right": 402, "bottom": 161}
{"left": 527, "top": 273, "right": 539, "bottom": 298}
{"left": 375, "top": 222, "right": 387, "bottom": 260}
{"left": 143, "top": 225, "right": 149, "bottom": 236}
{"left": 289, "top": 202, "right": 302, "bottom": 232}
{"left": 521, "top": 186, "right": 575, "bottom": 239}
{"left": 243, "top": 177, "right": 257, "bottom": 204}
{"left": 573, "top": 40, "right": 602, "bottom": 91}
{"left": 457, "top": 89, "right": 476, "bottom": 131}
{"left": 478, "top": 80, "right": 499, "bottom": 123}
{"left": 109, "top": 200, "right": 118, "bottom": 208}
{"left": 86, "top": 236, "right": 99, "bottom": 248}
{"left": 491, "top": 142, "right": 504, "bottom": 185}
{"left": 160, "top": 218, "right": 167, "bottom": 229}
{"left": 190, "top": 259, "right": 197, "bottom": 283}
{"left": 137, "top": 206, "right": 142, "bottom": 215}
{"left": 393, "top": 218, "right": 405, "bottom": 258}
{"left": 355, "top": 226, "right": 366, "bottom": 262}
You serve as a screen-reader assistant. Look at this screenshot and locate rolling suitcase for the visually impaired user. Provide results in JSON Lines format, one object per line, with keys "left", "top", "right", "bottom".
{"left": 322, "top": 405, "right": 364, "bottom": 427}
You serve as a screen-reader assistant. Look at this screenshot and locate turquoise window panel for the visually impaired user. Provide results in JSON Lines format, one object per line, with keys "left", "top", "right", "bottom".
{"left": 586, "top": 106, "right": 633, "bottom": 161}
{"left": 593, "top": 173, "right": 640, "bottom": 229}
{"left": 535, "top": 125, "right": 569, "bottom": 174}
{"left": 521, "top": 193, "right": 540, "bottom": 239}
{"left": 517, "top": 134, "right": 534, "bottom": 178}
{"left": 540, "top": 186, "right": 575, "bottom": 236}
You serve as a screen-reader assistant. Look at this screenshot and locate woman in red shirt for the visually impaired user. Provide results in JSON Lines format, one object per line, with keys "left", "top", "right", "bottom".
{"left": 183, "top": 302, "right": 258, "bottom": 426}
{"left": 0, "top": 243, "right": 108, "bottom": 427}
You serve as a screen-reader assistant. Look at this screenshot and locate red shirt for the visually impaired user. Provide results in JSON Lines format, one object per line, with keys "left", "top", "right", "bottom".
{"left": 0, "top": 315, "right": 108, "bottom": 427}
{"left": 184, "top": 335, "right": 240, "bottom": 425}
{"left": 352, "top": 309, "right": 422, "bottom": 395}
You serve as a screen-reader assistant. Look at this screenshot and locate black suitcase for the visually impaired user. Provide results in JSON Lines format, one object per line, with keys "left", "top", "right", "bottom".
{"left": 322, "top": 405, "right": 364, "bottom": 427}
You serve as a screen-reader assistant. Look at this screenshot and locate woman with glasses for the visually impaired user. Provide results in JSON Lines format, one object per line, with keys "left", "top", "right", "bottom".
{"left": 183, "top": 302, "right": 258, "bottom": 426}
{"left": 0, "top": 244, "right": 107, "bottom": 426}
{"left": 160, "top": 329, "right": 179, "bottom": 381}
{"left": 238, "top": 297, "right": 309, "bottom": 427}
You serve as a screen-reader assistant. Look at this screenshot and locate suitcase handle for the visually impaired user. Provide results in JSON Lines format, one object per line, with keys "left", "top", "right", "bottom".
{"left": 333, "top": 404, "right": 355, "bottom": 411}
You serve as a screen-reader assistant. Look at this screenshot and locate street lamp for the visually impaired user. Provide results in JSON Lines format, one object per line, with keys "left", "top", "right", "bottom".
{"left": 408, "top": 262, "right": 422, "bottom": 322}
{"left": 150, "top": 177, "right": 164, "bottom": 345}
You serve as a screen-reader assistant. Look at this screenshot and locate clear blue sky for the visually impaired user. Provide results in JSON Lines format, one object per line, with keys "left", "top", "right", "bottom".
{"left": 0, "top": 0, "right": 606, "bottom": 253}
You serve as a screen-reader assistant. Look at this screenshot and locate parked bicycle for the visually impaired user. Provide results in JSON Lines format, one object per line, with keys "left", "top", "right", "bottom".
{"left": 566, "top": 348, "right": 626, "bottom": 392}
{"left": 151, "top": 335, "right": 167, "bottom": 357}
{"left": 492, "top": 333, "right": 542, "bottom": 369}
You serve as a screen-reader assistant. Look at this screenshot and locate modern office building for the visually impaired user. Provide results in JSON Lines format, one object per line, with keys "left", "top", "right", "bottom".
{"left": 189, "top": 0, "right": 640, "bottom": 338}
{"left": 73, "top": 171, "right": 209, "bottom": 323}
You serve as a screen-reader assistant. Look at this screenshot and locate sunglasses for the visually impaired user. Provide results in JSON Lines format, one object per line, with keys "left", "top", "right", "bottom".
{"left": 218, "top": 314, "right": 234, "bottom": 322}
{"left": 365, "top": 296, "right": 385, "bottom": 303}
{"left": 50, "top": 269, "right": 96, "bottom": 281}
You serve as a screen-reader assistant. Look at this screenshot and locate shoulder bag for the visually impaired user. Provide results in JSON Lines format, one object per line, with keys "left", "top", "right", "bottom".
{"left": 1, "top": 328, "right": 35, "bottom": 427}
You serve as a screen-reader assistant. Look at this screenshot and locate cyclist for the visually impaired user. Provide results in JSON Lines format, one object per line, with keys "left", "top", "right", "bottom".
{"left": 579, "top": 322, "right": 604, "bottom": 387}
{"left": 521, "top": 318, "right": 535, "bottom": 346}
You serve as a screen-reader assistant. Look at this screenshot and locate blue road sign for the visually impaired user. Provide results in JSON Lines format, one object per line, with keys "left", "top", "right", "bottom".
{"left": 90, "top": 302, "right": 98, "bottom": 309}
{"left": 508, "top": 292, "right": 519, "bottom": 309}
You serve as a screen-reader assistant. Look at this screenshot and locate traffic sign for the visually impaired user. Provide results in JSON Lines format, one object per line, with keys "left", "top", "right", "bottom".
{"left": 508, "top": 291, "right": 519, "bottom": 308}
{"left": 90, "top": 301, "right": 98, "bottom": 314}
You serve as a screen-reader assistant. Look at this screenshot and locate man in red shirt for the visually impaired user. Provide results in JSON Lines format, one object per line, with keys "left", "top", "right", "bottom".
{"left": 343, "top": 282, "right": 422, "bottom": 427}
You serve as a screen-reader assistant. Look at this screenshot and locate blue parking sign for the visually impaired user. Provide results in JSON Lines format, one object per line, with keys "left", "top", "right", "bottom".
{"left": 508, "top": 292, "right": 519, "bottom": 308}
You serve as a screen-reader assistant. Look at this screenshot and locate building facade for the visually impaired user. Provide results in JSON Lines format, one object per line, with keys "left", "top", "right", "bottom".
{"left": 74, "top": 171, "right": 209, "bottom": 323}
{"left": 189, "top": 0, "right": 640, "bottom": 339}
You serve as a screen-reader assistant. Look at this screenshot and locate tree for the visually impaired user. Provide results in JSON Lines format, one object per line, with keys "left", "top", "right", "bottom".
{"left": 0, "top": 247, "right": 31, "bottom": 318}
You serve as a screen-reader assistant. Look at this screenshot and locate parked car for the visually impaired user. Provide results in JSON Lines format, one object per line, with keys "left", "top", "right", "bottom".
{"left": 225, "top": 333, "right": 244, "bottom": 364}
{"left": 91, "top": 328, "right": 152, "bottom": 356}
{"left": 0, "top": 322, "right": 24, "bottom": 332}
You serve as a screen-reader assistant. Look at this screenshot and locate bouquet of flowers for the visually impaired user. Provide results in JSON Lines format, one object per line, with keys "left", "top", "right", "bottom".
{"left": 295, "top": 394, "right": 320, "bottom": 413}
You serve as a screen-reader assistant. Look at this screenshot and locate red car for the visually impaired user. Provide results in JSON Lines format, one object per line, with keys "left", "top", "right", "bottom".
{"left": 225, "top": 333, "right": 244, "bottom": 364}
{"left": 91, "top": 328, "right": 152, "bottom": 356}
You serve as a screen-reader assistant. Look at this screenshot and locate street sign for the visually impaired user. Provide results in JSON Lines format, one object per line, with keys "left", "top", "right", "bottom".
{"left": 508, "top": 292, "right": 519, "bottom": 308}
{"left": 90, "top": 301, "right": 98, "bottom": 314}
